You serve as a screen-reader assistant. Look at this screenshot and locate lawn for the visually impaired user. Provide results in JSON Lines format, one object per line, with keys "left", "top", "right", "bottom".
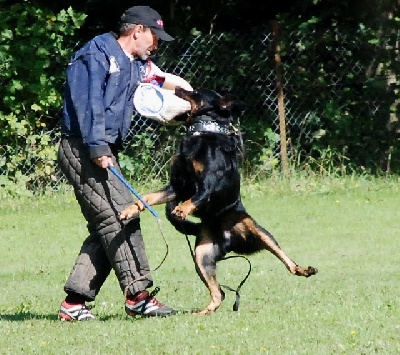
{"left": 0, "top": 177, "right": 399, "bottom": 354}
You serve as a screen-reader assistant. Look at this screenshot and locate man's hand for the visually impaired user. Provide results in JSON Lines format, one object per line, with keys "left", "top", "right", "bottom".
{"left": 93, "top": 155, "right": 113, "bottom": 168}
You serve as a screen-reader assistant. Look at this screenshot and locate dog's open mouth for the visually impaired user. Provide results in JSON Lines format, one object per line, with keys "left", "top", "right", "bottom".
{"left": 174, "top": 86, "right": 199, "bottom": 117}
{"left": 174, "top": 86, "right": 189, "bottom": 98}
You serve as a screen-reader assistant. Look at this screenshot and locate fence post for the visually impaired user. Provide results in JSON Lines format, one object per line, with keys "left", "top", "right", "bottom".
{"left": 272, "top": 20, "right": 289, "bottom": 176}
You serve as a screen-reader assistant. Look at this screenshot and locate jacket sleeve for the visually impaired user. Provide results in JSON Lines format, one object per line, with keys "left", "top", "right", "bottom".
{"left": 67, "top": 51, "right": 112, "bottom": 159}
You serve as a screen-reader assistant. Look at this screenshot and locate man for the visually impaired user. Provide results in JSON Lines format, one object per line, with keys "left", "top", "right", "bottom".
{"left": 58, "top": 5, "right": 191, "bottom": 321}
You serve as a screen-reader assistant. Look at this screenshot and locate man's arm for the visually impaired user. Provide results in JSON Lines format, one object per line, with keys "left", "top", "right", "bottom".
{"left": 144, "top": 60, "right": 193, "bottom": 91}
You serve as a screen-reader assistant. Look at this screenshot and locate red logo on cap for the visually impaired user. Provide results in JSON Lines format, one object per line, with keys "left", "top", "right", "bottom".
{"left": 156, "top": 19, "right": 164, "bottom": 27}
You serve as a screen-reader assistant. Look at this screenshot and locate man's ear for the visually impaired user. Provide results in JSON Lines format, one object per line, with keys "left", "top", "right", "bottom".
{"left": 132, "top": 24, "right": 145, "bottom": 39}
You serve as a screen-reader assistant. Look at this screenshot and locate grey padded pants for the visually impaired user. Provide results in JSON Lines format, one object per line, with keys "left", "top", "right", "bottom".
{"left": 58, "top": 137, "right": 153, "bottom": 302}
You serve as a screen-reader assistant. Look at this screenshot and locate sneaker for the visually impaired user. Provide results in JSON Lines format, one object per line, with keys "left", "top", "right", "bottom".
{"left": 58, "top": 300, "right": 95, "bottom": 321}
{"left": 125, "top": 287, "right": 176, "bottom": 317}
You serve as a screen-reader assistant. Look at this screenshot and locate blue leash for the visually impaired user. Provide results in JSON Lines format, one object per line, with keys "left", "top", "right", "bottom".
{"left": 108, "top": 165, "right": 160, "bottom": 220}
{"left": 108, "top": 165, "right": 169, "bottom": 295}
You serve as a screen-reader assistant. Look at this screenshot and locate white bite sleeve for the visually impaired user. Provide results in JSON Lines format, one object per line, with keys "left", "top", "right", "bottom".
{"left": 133, "top": 83, "right": 191, "bottom": 124}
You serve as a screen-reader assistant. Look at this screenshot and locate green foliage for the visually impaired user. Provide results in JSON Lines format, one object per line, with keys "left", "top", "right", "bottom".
{"left": 0, "top": 3, "right": 86, "bottom": 194}
{"left": 297, "top": 145, "right": 355, "bottom": 177}
{"left": 119, "top": 132, "right": 157, "bottom": 181}
{"left": 241, "top": 122, "right": 280, "bottom": 178}
{"left": 275, "top": 10, "right": 400, "bottom": 174}
{"left": 0, "top": 1, "right": 399, "bottom": 194}
{"left": 119, "top": 125, "right": 181, "bottom": 185}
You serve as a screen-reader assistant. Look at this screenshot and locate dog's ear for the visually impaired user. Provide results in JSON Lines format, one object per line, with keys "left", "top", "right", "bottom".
{"left": 217, "top": 86, "right": 245, "bottom": 113}
{"left": 219, "top": 94, "right": 245, "bottom": 113}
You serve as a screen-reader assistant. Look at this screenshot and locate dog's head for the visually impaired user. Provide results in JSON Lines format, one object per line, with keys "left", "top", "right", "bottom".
{"left": 174, "top": 87, "right": 244, "bottom": 125}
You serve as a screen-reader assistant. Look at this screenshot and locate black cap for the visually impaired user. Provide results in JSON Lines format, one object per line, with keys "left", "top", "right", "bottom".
{"left": 121, "top": 6, "right": 174, "bottom": 41}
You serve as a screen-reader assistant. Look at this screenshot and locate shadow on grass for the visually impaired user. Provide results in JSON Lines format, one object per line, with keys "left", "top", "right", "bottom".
{"left": 98, "top": 309, "right": 199, "bottom": 321}
{"left": 0, "top": 309, "right": 198, "bottom": 322}
{"left": 0, "top": 312, "right": 58, "bottom": 321}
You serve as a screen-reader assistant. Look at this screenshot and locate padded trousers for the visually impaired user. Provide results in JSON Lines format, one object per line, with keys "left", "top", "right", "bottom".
{"left": 58, "top": 137, "right": 153, "bottom": 302}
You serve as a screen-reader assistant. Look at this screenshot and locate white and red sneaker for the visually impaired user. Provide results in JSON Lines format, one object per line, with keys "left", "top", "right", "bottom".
{"left": 59, "top": 300, "right": 95, "bottom": 321}
{"left": 125, "top": 287, "right": 175, "bottom": 317}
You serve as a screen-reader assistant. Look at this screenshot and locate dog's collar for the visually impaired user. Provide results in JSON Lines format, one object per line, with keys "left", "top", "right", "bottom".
{"left": 187, "top": 115, "right": 232, "bottom": 136}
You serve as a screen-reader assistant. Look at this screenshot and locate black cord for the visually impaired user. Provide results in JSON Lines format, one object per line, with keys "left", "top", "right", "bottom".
{"left": 184, "top": 233, "right": 252, "bottom": 312}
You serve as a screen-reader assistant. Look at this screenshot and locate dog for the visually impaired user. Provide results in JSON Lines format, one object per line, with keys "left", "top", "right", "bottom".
{"left": 120, "top": 87, "right": 318, "bottom": 315}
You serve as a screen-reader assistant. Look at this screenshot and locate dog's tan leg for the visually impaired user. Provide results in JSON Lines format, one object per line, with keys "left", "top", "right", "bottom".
{"left": 172, "top": 199, "right": 196, "bottom": 220}
{"left": 172, "top": 159, "right": 208, "bottom": 220}
{"left": 236, "top": 217, "right": 318, "bottom": 277}
{"left": 192, "top": 238, "right": 223, "bottom": 315}
{"left": 119, "top": 188, "right": 176, "bottom": 220}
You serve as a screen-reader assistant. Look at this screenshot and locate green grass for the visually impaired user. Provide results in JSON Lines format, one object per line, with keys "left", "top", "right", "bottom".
{"left": 1, "top": 177, "right": 399, "bottom": 354}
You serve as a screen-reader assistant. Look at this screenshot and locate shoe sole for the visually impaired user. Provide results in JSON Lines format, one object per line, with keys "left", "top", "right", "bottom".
{"left": 125, "top": 306, "right": 176, "bottom": 317}
{"left": 59, "top": 311, "right": 95, "bottom": 321}
{"left": 59, "top": 314, "right": 73, "bottom": 321}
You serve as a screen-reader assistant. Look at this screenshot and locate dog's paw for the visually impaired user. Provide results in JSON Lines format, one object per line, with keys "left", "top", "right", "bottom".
{"left": 172, "top": 206, "right": 188, "bottom": 220}
{"left": 119, "top": 203, "right": 141, "bottom": 220}
{"left": 172, "top": 200, "right": 195, "bottom": 219}
{"left": 305, "top": 266, "right": 318, "bottom": 277}
{"left": 293, "top": 264, "right": 318, "bottom": 277}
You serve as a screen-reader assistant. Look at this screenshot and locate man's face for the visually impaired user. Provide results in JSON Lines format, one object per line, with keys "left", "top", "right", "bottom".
{"left": 136, "top": 26, "right": 159, "bottom": 60}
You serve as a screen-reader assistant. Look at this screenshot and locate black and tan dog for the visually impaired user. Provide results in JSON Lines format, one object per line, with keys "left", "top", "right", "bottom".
{"left": 120, "top": 87, "right": 318, "bottom": 315}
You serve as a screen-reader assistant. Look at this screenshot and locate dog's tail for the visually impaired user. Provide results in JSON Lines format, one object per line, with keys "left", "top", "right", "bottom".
{"left": 165, "top": 202, "right": 200, "bottom": 236}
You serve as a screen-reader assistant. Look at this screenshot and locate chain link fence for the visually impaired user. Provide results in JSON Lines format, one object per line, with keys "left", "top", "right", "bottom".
{"left": 1, "top": 26, "right": 397, "bottom": 192}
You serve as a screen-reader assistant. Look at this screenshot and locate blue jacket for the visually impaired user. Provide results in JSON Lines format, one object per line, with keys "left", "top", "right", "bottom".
{"left": 62, "top": 32, "right": 147, "bottom": 158}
